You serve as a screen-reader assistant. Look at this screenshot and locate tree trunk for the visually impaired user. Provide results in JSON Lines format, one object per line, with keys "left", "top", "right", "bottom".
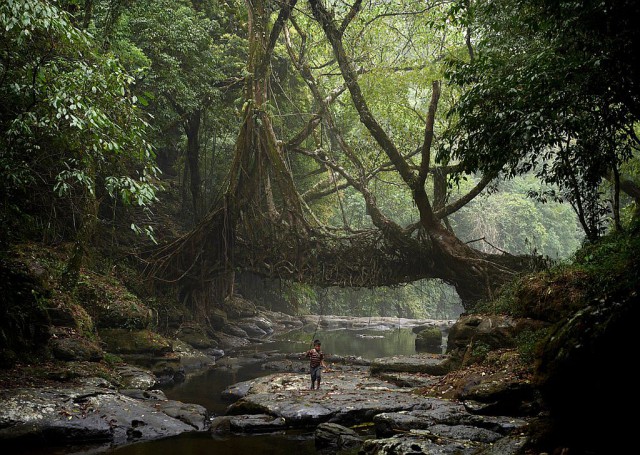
{"left": 62, "top": 172, "right": 98, "bottom": 290}
{"left": 193, "top": 0, "right": 299, "bottom": 311}
{"left": 185, "top": 110, "right": 202, "bottom": 221}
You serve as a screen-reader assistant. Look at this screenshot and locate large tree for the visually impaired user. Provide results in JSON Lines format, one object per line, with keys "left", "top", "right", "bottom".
{"left": 152, "top": 0, "right": 532, "bottom": 315}
{"left": 149, "top": 0, "right": 640, "bottom": 317}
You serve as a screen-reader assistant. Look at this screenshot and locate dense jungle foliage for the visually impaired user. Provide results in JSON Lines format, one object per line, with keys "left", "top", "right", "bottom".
{"left": 1, "top": 4, "right": 639, "bottom": 454}
{"left": 0, "top": 0, "right": 638, "bottom": 326}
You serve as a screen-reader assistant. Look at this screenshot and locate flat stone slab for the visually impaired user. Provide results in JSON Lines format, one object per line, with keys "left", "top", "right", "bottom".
{"left": 374, "top": 408, "right": 529, "bottom": 437}
{"left": 0, "top": 386, "right": 206, "bottom": 448}
{"left": 370, "top": 354, "right": 450, "bottom": 376}
{"left": 223, "top": 368, "right": 531, "bottom": 453}
{"left": 226, "top": 370, "right": 446, "bottom": 427}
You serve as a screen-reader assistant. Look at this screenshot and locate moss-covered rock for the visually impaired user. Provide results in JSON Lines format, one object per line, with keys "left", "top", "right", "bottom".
{"left": 447, "top": 314, "right": 548, "bottom": 366}
{"left": 415, "top": 327, "right": 442, "bottom": 352}
{"left": 223, "top": 295, "right": 256, "bottom": 319}
{"left": 49, "top": 332, "right": 103, "bottom": 362}
{"left": 47, "top": 302, "right": 96, "bottom": 340}
{"left": 99, "top": 329, "right": 172, "bottom": 356}
{"left": 76, "top": 273, "right": 153, "bottom": 330}
{"left": 175, "top": 323, "right": 217, "bottom": 349}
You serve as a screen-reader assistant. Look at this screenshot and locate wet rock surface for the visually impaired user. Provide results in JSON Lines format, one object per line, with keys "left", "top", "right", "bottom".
{"left": 0, "top": 385, "right": 207, "bottom": 448}
{"left": 370, "top": 353, "right": 450, "bottom": 376}
{"left": 314, "top": 422, "right": 364, "bottom": 452}
{"left": 0, "top": 312, "right": 533, "bottom": 454}
{"left": 115, "top": 365, "right": 157, "bottom": 390}
{"left": 211, "top": 414, "right": 287, "bottom": 435}
{"left": 223, "top": 368, "right": 531, "bottom": 453}
{"left": 361, "top": 432, "right": 525, "bottom": 455}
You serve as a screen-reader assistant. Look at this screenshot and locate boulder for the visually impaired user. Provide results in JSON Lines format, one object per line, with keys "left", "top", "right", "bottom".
{"left": 236, "top": 321, "right": 268, "bottom": 337}
{"left": 156, "top": 400, "right": 209, "bottom": 430}
{"left": 223, "top": 323, "right": 249, "bottom": 338}
{"left": 99, "top": 329, "right": 172, "bottom": 356}
{"left": 459, "top": 371, "right": 539, "bottom": 416}
{"left": 447, "top": 315, "right": 548, "bottom": 366}
{"left": 415, "top": 326, "right": 443, "bottom": 353}
{"left": 223, "top": 295, "right": 257, "bottom": 319}
{"left": 221, "top": 379, "right": 255, "bottom": 402}
{"left": 175, "top": 323, "right": 217, "bottom": 349}
{"left": 49, "top": 335, "right": 103, "bottom": 362}
{"left": 0, "top": 386, "right": 204, "bottom": 449}
{"left": 115, "top": 365, "right": 157, "bottom": 390}
{"left": 370, "top": 354, "right": 449, "bottom": 376}
{"left": 77, "top": 281, "right": 153, "bottom": 330}
{"left": 314, "top": 422, "right": 363, "bottom": 451}
{"left": 171, "top": 339, "right": 216, "bottom": 373}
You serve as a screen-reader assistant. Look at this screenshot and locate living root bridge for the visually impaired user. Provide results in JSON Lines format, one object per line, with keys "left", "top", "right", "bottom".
{"left": 148, "top": 204, "right": 436, "bottom": 290}
{"left": 235, "top": 223, "right": 436, "bottom": 288}
{"left": 147, "top": 200, "right": 535, "bottom": 312}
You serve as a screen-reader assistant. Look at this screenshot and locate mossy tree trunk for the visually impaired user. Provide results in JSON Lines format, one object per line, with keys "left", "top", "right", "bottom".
{"left": 62, "top": 167, "right": 98, "bottom": 290}
{"left": 187, "top": 0, "right": 300, "bottom": 317}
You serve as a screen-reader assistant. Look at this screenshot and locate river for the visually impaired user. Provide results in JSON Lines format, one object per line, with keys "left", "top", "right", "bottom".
{"left": 22, "top": 323, "right": 442, "bottom": 455}
{"left": 105, "top": 325, "right": 435, "bottom": 455}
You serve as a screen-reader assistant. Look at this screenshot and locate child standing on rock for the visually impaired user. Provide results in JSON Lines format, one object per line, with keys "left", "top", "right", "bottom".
{"left": 305, "top": 339, "right": 326, "bottom": 390}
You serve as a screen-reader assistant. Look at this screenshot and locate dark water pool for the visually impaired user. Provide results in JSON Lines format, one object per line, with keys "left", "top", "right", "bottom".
{"left": 107, "top": 430, "right": 317, "bottom": 455}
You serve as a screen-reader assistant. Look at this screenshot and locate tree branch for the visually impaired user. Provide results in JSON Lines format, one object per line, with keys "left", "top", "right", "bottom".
{"left": 418, "top": 81, "right": 441, "bottom": 185}
{"left": 266, "top": 0, "right": 298, "bottom": 65}
{"left": 339, "top": 0, "right": 363, "bottom": 35}
{"left": 434, "top": 172, "right": 495, "bottom": 219}
{"left": 309, "top": 0, "right": 416, "bottom": 187}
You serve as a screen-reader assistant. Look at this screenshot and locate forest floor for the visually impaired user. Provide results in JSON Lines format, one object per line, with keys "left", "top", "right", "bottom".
{"left": 419, "top": 349, "right": 534, "bottom": 400}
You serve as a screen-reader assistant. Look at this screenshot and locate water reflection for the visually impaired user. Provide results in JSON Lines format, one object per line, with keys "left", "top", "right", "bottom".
{"left": 256, "top": 326, "right": 420, "bottom": 359}
{"left": 108, "top": 431, "right": 316, "bottom": 455}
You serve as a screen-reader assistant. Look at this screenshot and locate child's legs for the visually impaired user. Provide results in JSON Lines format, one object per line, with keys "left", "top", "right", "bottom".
{"left": 310, "top": 366, "right": 321, "bottom": 387}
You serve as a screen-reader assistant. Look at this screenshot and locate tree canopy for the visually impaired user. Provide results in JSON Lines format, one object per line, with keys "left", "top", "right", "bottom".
{"left": 2, "top": 0, "right": 638, "bottom": 315}
{"left": 442, "top": 0, "right": 640, "bottom": 240}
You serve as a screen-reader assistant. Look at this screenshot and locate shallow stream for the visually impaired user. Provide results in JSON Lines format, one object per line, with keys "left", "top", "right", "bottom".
{"left": 164, "top": 326, "right": 425, "bottom": 415}
{"left": 117, "top": 325, "right": 431, "bottom": 454}
{"left": 36, "top": 323, "right": 442, "bottom": 455}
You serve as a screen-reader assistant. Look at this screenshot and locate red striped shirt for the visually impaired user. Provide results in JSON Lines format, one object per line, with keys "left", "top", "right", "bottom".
{"left": 306, "top": 348, "right": 324, "bottom": 367}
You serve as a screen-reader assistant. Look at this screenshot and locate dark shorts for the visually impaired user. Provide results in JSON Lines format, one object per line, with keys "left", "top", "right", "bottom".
{"left": 310, "top": 365, "right": 322, "bottom": 381}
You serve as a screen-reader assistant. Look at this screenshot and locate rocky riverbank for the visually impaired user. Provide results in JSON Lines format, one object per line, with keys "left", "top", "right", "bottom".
{"left": 3, "top": 312, "right": 546, "bottom": 455}
{"left": 213, "top": 343, "right": 535, "bottom": 455}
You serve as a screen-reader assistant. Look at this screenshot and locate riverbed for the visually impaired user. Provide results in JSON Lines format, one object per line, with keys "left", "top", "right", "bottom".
{"left": 105, "top": 324, "right": 437, "bottom": 455}
{"left": 6, "top": 321, "right": 446, "bottom": 455}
